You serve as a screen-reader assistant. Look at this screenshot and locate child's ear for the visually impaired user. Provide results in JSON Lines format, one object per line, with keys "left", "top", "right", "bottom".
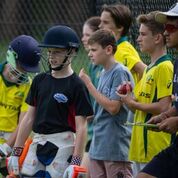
{"left": 155, "top": 33, "right": 164, "bottom": 44}
{"left": 117, "top": 26, "right": 124, "bottom": 33}
{"left": 105, "top": 45, "right": 113, "bottom": 55}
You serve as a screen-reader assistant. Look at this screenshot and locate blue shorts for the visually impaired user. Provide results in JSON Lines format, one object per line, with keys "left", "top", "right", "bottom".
{"left": 141, "top": 136, "right": 178, "bottom": 178}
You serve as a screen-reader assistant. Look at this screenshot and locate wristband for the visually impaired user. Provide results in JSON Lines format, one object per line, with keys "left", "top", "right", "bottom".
{"left": 11, "top": 147, "right": 23, "bottom": 157}
{"left": 70, "top": 155, "right": 82, "bottom": 166}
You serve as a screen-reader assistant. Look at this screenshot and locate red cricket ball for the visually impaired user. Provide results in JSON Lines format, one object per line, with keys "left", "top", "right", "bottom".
{"left": 117, "top": 83, "right": 132, "bottom": 95}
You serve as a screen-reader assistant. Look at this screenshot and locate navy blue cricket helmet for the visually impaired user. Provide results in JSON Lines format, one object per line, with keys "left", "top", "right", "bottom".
{"left": 39, "top": 25, "right": 80, "bottom": 51}
{"left": 9, "top": 35, "right": 41, "bottom": 73}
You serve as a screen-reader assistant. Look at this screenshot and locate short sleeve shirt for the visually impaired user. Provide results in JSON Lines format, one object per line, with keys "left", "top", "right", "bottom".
{"left": 26, "top": 72, "right": 93, "bottom": 134}
{"left": 173, "top": 59, "right": 178, "bottom": 111}
{"left": 0, "top": 63, "right": 31, "bottom": 132}
{"left": 114, "top": 36, "right": 141, "bottom": 85}
{"left": 89, "top": 63, "right": 134, "bottom": 161}
{"left": 129, "top": 55, "right": 173, "bottom": 163}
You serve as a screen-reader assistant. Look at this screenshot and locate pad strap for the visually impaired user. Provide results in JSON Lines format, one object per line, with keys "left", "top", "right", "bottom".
{"left": 11, "top": 147, "right": 23, "bottom": 157}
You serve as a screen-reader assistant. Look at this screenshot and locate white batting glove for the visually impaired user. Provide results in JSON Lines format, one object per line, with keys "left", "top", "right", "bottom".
{"left": 7, "top": 156, "right": 20, "bottom": 175}
{"left": 0, "top": 143, "right": 12, "bottom": 157}
{"left": 7, "top": 146, "right": 23, "bottom": 176}
{"left": 63, "top": 165, "right": 76, "bottom": 178}
{"left": 63, "top": 165, "right": 87, "bottom": 178}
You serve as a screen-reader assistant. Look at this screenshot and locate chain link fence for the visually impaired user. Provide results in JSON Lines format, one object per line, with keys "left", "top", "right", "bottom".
{"left": 0, "top": 0, "right": 177, "bottom": 73}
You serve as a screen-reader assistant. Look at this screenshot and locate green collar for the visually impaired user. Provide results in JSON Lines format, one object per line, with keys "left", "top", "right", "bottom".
{"left": 0, "top": 63, "right": 4, "bottom": 73}
{"left": 146, "top": 54, "right": 172, "bottom": 73}
{"left": 116, "top": 36, "right": 128, "bottom": 45}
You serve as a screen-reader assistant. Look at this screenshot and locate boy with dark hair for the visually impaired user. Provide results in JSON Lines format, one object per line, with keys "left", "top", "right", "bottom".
{"left": 100, "top": 3, "right": 146, "bottom": 84}
{"left": 79, "top": 29, "right": 134, "bottom": 178}
{"left": 7, "top": 25, "right": 93, "bottom": 178}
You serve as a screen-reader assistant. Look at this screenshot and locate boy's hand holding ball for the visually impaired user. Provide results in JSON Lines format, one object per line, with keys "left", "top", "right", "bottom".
{"left": 117, "top": 83, "right": 132, "bottom": 95}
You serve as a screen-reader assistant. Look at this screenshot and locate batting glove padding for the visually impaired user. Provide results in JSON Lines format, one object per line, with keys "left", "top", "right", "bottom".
{"left": 63, "top": 165, "right": 87, "bottom": 178}
{"left": 7, "top": 146, "right": 23, "bottom": 175}
{"left": 0, "top": 143, "right": 12, "bottom": 157}
{"left": 7, "top": 156, "right": 20, "bottom": 175}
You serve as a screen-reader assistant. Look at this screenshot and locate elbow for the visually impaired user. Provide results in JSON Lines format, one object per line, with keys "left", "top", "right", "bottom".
{"left": 108, "top": 107, "right": 120, "bottom": 115}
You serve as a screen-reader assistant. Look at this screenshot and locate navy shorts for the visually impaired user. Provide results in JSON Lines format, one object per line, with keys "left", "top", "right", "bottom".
{"left": 141, "top": 136, "right": 178, "bottom": 178}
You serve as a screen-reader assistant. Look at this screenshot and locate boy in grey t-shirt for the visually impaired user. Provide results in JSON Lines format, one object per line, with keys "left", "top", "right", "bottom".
{"left": 79, "top": 29, "right": 134, "bottom": 178}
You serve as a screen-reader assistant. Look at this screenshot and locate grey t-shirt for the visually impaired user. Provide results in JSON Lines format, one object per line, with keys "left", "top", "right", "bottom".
{"left": 89, "top": 62, "right": 134, "bottom": 161}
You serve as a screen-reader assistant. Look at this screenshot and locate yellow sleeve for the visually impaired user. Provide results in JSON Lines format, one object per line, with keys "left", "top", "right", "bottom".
{"left": 114, "top": 42, "right": 141, "bottom": 71}
{"left": 156, "top": 61, "right": 173, "bottom": 99}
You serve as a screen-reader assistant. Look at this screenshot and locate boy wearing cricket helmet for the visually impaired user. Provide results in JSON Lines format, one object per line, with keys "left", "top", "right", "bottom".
{"left": 0, "top": 35, "right": 41, "bottom": 177}
{"left": 7, "top": 25, "right": 93, "bottom": 178}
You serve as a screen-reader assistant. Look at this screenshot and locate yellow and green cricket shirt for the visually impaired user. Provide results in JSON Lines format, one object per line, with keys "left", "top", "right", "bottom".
{"left": 129, "top": 55, "right": 173, "bottom": 163}
{"left": 0, "top": 64, "right": 31, "bottom": 133}
{"left": 114, "top": 36, "right": 141, "bottom": 85}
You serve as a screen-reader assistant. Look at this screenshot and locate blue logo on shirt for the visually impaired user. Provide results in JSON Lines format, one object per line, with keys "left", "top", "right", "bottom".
{"left": 53, "top": 93, "right": 68, "bottom": 103}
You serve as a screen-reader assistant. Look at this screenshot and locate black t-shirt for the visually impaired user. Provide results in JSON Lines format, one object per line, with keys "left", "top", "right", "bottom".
{"left": 173, "top": 60, "right": 178, "bottom": 111}
{"left": 26, "top": 72, "right": 93, "bottom": 134}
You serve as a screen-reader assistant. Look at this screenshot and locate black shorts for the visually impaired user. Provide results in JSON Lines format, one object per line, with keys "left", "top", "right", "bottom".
{"left": 0, "top": 166, "right": 8, "bottom": 177}
{"left": 141, "top": 136, "right": 178, "bottom": 178}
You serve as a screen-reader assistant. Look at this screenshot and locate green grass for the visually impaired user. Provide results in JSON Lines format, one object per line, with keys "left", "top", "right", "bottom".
{"left": 71, "top": 47, "right": 90, "bottom": 74}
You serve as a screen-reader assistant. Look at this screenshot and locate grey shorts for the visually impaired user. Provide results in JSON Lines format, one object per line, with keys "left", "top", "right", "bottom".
{"left": 89, "top": 158, "right": 133, "bottom": 178}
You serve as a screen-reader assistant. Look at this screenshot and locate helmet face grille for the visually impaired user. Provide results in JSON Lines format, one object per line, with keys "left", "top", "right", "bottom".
{"left": 39, "top": 25, "right": 80, "bottom": 50}
{"left": 8, "top": 64, "right": 29, "bottom": 84}
{"left": 6, "top": 49, "right": 17, "bottom": 69}
{"left": 6, "top": 49, "right": 29, "bottom": 84}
